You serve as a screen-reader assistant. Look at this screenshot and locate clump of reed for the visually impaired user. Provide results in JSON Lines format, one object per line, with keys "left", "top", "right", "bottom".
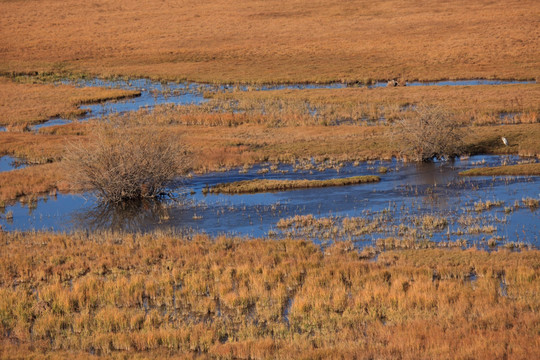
{"left": 460, "top": 163, "right": 540, "bottom": 176}
{"left": 474, "top": 200, "right": 504, "bottom": 212}
{"left": 521, "top": 197, "right": 539, "bottom": 209}
{"left": 416, "top": 214, "right": 448, "bottom": 230}
{"left": 209, "top": 175, "right": 380, "bottom": 194}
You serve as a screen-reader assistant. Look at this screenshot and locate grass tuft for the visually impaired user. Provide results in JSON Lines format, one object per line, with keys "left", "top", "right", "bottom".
{"left": 209, "top": 176, "right": 380, "bottom": 194}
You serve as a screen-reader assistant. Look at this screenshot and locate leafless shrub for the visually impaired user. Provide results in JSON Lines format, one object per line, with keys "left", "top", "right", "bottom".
{"left": 394, "top": 105, "right": 464, "bottom": 161}
{"left": 63, "top": 124, "right": 188, "bottom": 203}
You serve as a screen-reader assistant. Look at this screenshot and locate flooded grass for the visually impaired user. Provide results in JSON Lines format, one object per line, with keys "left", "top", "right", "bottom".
{"left": 0, "top": 231, "right": 538, "bottom": 359}
{"left": 1, "top": 155, "right": 538, "bottom": 249}
{"left": 2, "top": 76, "right": 538, "bottom": 132}
{"left": 474, "top": 200, "right": 505, "bottom": 212}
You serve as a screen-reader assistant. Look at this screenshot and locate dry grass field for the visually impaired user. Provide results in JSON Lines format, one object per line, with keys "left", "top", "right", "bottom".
{"left": 0, "top": 78, "right": 139, "bottom": 128}
{"left": 0, "top": 232, "right": 538, "bottom": 359}
{"left": 0, "top": 163, "right": 72, "bottom": 205}
{"left": 1, "top": 0, "right": 539, "bottom": 83}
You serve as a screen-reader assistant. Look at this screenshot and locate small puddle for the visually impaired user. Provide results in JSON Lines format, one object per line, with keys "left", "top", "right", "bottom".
{"left": 31, "top": 117, "right": 73, "bottom": 131}
{"left": 283, "top": 297, "right": 294, "bottom": 326}
{"left": 499, "top": 274, "right": 508, "bottom": 297}
{"left": 0, "top": 155, "right": 28, "bottom": 172}
{"left": 465, "top": 269, "right": 478, "bottom": 289}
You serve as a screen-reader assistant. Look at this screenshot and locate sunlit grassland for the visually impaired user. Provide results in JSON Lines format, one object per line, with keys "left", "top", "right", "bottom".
{"left": 460, "top": 163, "right": 540, "bottom": 176}
{"left": 0, "top": 231, "right": 538, "bottom": 359}
{"left": 0, "top": 163, "right": 72, "bottom": 204}
{"left": 208, "top": 176, "right": 380, "bottom": 194}
{"left": 0, "top": 77, "right": 139, "bottom": 128}
{"left": 212, "top": 84, "right": 540, "bottom": 125}
{"left": 1, "top": 0, "right": 538, "bottom": 83}
{"left": 0, "top": 131, "right": 83, "bottom": 163}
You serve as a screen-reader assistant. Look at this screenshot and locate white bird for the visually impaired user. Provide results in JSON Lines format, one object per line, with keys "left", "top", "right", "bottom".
{"left": 501, "top": 137, "right": 508, "bottom": 146}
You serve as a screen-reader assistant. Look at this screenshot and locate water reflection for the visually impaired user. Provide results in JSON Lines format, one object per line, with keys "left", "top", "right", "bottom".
{"left": 0, "top": 156, "right": 28, "bottom": 172}
{"left": 1, "top": 155, "right": 538, "bottom": 248}
{"left": 72, "top": 199, "right": 174, "bottom": 232}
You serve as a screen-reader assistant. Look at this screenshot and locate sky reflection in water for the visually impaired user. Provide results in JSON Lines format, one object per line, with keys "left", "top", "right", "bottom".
{"left": 2, "top": 155, "right": 538, "bottom": 249}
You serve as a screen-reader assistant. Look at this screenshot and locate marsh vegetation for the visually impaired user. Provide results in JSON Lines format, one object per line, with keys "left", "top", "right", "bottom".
{"left": 0, "top": 232, "right": 538, "bottom": 359}
{"left": 207, "top": 176, "right": 380, "bottom": 194}
{"left": 0, "top": 0, "right": 539, "bottom": 358}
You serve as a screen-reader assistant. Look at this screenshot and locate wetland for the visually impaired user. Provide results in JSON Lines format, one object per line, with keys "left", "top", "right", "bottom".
{"left": 1, "top": 1, "right": 539, "bottom": 358}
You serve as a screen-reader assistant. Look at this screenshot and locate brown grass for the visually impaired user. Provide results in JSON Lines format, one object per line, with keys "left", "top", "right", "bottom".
{"left": 0, "top": 163, "right": 71, "bottom": 202}
{"left": 213, "top": 84, "right": 540, "bottom": 124}
{"left": 0, "top": 231, "right": 538, "bottom": 359}
{"left": 0, "top": 131, "right": 87, "bottom": 163}
{"left": 208, "top": 175, "right": 380, "bottom": 194}
{"left": 0, "top": 77, "right": 139, "bottom": 127}
{"left": 0, "top": 1, "right": 539, "bottom": 83}
{"left": 1, "top": 121, "right": 539, "bottom": 202}
{"left": 460, "top": 163, "right": 540, "bottom": 176}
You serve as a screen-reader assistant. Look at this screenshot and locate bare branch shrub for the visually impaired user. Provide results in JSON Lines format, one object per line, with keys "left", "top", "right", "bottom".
{"left": 394, "top": 105, "right": 464, "bottom": 161}
{"left": 63, "top": 124, "right": 188, "bottom": 203}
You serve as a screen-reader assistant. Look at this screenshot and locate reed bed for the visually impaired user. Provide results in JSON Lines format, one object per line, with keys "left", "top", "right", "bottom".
{"left": 208, "top": 176, "right": 380, "bottom": 194}
{"left": 0, "top": 231, "right": 538, "bottom": 359}
{"left": 0, "top": 77, "right": 139, "bottom": 127}
{"left": 213, "top": 84, "right": 540, "bottom": 126}
{"left": 460, "top": 163, "right": 540, "bottom": 176}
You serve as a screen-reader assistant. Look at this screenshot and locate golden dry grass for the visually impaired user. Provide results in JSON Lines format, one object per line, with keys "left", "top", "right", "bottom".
{"left": 0, "top": 0, "right": 538, "bottom": 83}
{"left": 0, "top": 163, "right": 72, "bottom": 202}
{"left": 0, "top": 131, "right": 86, "bottom": 162}
{"left": 214, "top": 84, "right": 540, "bottom": 123}
{"left": 0, "top": 77, "right": 139, "bottom": 127}
{"left": 0, "top": 120, "right": 539, "bottom": 202}
{"left": 208, "top": 176, "right": 380, "bottom": 194}
{"left": 183, "top": 123, "right": 540, "bottom": 167}
{"left": 460, "top": 162, "right": 540, "bottom": 176}
{"left": 0, "top": 231, "right": 538, "bottom": 359}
